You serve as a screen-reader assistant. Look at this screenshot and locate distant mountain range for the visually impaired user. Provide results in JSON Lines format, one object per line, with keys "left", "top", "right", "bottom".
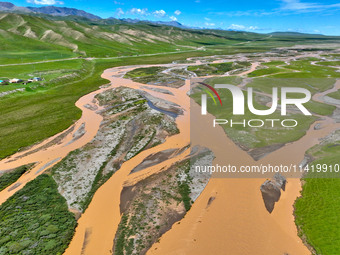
{"left": 27, "top": 6, "right": 101, "bottom": 20}
{"left": 0, "top": 1, "right": 336, "bottom": 35}
{"left": 0, "top": 1, "right": 31, "bottom": 13}
{"left": 0, "top": 2, "right": 188, "bottom": 28}
{"left": 116, "top": 18, "right": 187, "bottom": 29}
{"left": 0, "top": 2, "right": 101, "bottom": 20}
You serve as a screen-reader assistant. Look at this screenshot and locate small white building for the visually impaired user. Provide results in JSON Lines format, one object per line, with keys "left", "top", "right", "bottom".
{"left": 9, "top": 79, "right": 23, "bottom": 84}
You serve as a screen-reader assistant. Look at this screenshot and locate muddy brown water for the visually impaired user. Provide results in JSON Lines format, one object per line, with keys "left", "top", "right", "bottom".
{"left": 147, "top": 83, "right": 340, "bottom": 255}
{"left": 0, "top": 60, "right": 338, "bottom": 255}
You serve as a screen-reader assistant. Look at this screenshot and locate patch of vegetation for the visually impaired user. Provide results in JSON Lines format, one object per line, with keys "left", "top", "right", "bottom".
{"left": 248, "top": 67, "right": 286, "bottom": 77}
{"left": 295, "top": 178, "right": 340, "bottom": 255}
{"left": 281, "top": 60, "right": 340, "bottom": 78}
{"left": 328, "top": 90, "right": 340, "bottom": 100}
{"left": 125, "top": 67, "right": 166, "bottom": 79}
{"left": 124, "top": 66, "right": 184, "bottom": 87}
{"left": 305, "top": 100, "right": 336, "bottom": 116}
{"left": 114, "top": 214, "right": 131, "bottom": 255}
{"left": 188, "top": 61, "right": 251, "bottom": 76}
{"left": 247, "top": 76, "right": 336, "bottom": 95}
{"left": 125, "top": 130, "right": 156, "bottom": 161}
{"left": 0, "top": 174, "right": 77, "bottom": 255}
{"left": 316, "top": 61, "right": 340, "bottom": 66}
{"left": 0, "top": 164, "right": 34, "bottom": 192}
{"left": 295, "top": 132, "right": 340, "bottom": 254}
{"left": 187, "top": 62, "right": 232, "bottom": 76}
{"left": 177, "top": 160, "right": 193, "bottom": 211}
{"left": 263, "top": 60, "right": 286, "bottom": 66}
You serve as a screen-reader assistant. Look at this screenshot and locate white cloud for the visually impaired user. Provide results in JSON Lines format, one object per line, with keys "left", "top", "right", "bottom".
{"left": 27, "top": 0, "right": 63, "bottom": 5}
{"left": 211, "top": 1, "right": 340, "bottom": 17}
{"left": 114, "top": 0, "right": 124, "bottom": 5}
{"left": 174, "top": 10, "right": 181, "bottom": 15}
{"left": 204, "top": 17, "right": 210, "bottom": 21}
{"left": 228, "top": 24, "right": 260, "bottom": 31}
{"left": 121, "top": 7, "right": 182, "bottom": 21}
{"left": 153, "top": 9, "right": 166, "bottom": 17}
{"left": 129, "top": 8, "right": 148, "bottom": 16}
{"left": 280, "top": 0, "right": 318, "bottom": 10}
{"left": 115, "top": 8, "right": 124, "bottom": 17}
{"left": 249, "top": 26, "right": 259, "bottom": 30}
{"left": 209, "top": 10, "right": 279, "bottom": 17}
{"left": 280, "top": 0, "right": 340, "bottom": 12}
{"left": 228, "top": 24, "right": 246, "bottom": 30}
{"left": 204, "top": 22, "right": 215, "bottom": 26}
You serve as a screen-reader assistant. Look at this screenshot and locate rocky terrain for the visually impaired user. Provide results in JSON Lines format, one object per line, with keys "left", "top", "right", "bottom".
{"left": 50, "top": 87, "right": 179, "bottom": 213}
{"left": 114, "top": 147, "right": 214, "bottom": 255}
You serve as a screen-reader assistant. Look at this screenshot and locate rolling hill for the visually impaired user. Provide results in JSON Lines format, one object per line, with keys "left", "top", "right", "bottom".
{"left": 2, "top": 12, "right": 339, "bottom": 62}
{"left": 0, "top": 12, "right": 271, "bottom": 59}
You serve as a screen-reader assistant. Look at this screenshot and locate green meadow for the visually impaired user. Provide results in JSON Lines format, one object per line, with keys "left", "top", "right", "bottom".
{"left": 0, "top": 174, "right": 76, "bottom": 254}
{"left": 295, "top": 131, "right": 340, "bottom": 255}
{"left": 0, "top": 48, "right": 258, "bottom": 159}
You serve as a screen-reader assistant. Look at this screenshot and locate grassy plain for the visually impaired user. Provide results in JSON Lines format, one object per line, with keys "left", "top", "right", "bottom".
{"left": 0, "top": 174, "right": 76, "bottom": 255}
{"left": 0, "top": 45, "right": 273, "bottom": 158}
{"left": 295, "top": 131, "right": 340, "bottom": 255}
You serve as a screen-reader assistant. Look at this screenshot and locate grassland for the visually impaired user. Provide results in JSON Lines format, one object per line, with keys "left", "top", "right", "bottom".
{"left": 0, "top": 174, "right": 77, "bottom": 255}
{"left": 295, "top": 131, "right": 340, "bottom": 255}
{"left": 328, "top": 90, "right": 340, "bottom": 100}
{"left": 295, "top": 178, "right": 340, "bottom": 255}
{"left": 0, "top": 51, "right": 215, "bottom": 159}
{"left": 0, "top": 59, "right": 84, "bottom": 93}
{"left": 248, "top": 66, "right": 285, "bottom": 77}
{"left": 316, "top": 61, "right": 340, "bottom": 67}
{"left": 280, "top": 60, "right": 340, "bottom": 79}
{"left": 0, "top": 164, "right": 34, "bottom": 192}
{"left": 247, "top": 77, "right": 336, "bottom": 94}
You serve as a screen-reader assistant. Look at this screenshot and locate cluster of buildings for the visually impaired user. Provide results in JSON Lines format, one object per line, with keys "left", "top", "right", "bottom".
{"left": 0, "top": 77, "right": 42, "bottom": 85}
